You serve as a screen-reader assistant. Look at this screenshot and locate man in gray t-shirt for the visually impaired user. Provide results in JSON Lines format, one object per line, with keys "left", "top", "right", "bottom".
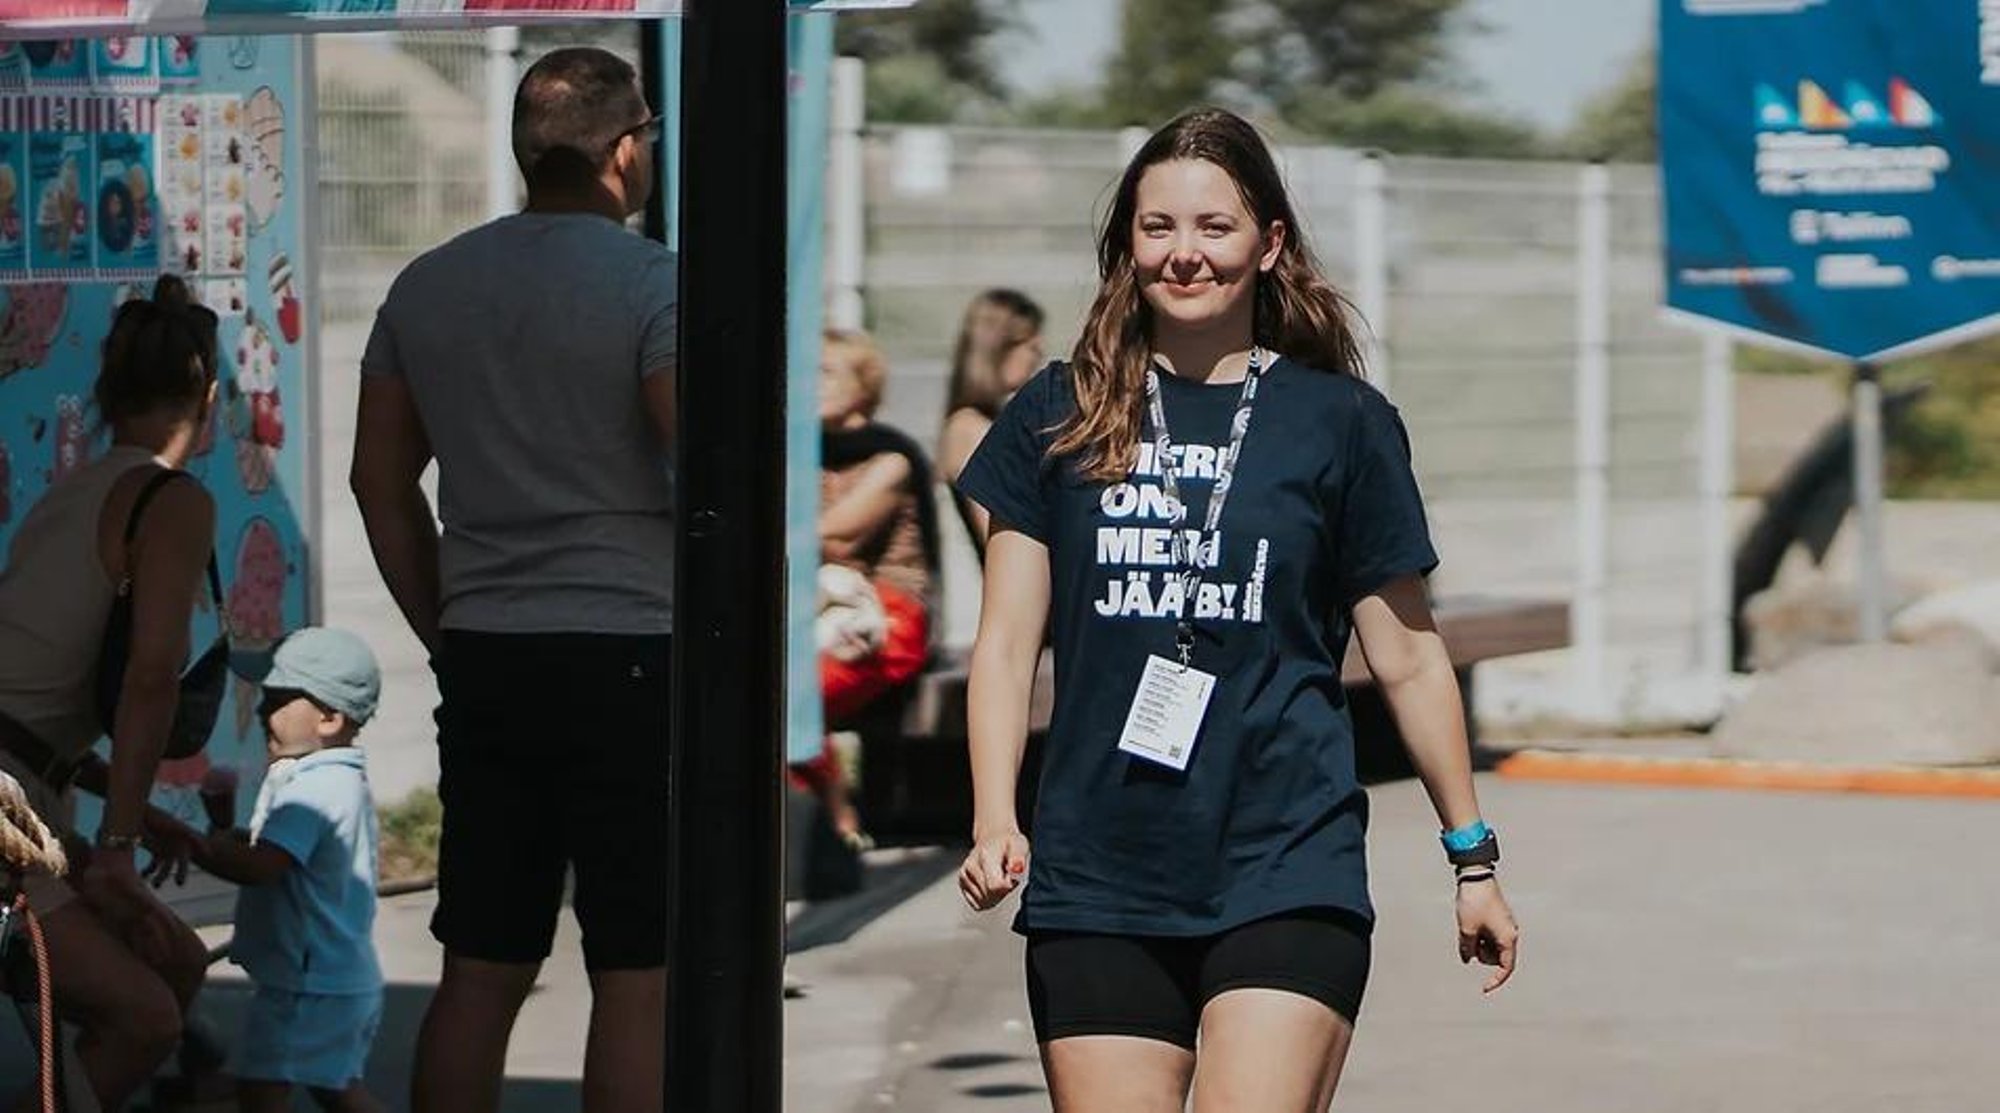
{"left": 350, "top": 46, "right": 675, "bottom": 1113}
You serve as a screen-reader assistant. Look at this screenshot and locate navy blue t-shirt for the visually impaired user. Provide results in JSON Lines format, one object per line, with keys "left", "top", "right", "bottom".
{"left": 956, "top": 357, "right": 1438, "bottom": 937}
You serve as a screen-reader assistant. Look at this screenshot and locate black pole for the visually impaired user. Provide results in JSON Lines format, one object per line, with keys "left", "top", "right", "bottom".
{"left": 638, "top": 24, "right": 669, "bottom": 245}
{"left": 667, "top": 1, "right": 788, "bottom": 1110}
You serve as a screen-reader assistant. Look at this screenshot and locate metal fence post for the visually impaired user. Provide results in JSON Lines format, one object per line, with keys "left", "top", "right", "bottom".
{"left": 1353, "top": 153, "right": 1390, "bottom": 395}
{"left": 828, "top": 56, "right": 866, "bottom": 331}
{"left": 1852, "top": 361, "right": 1889, "bottom": 642}
{"left": 483, "top": 26, "right": 519, "bottom": 222}
{"left": 1573, "top": 162, "right": 1612, "bottom": 718}
{"left": 1698, "top": 330, "right": 1735, "bottom": 709}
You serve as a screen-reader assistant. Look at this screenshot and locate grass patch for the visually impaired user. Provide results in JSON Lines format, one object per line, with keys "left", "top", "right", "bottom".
{"left": 378, "top": 787, "right": 442, "bottom": 885}
{"left": 1737, "top": 336, "right": 2000, "bottom": 499}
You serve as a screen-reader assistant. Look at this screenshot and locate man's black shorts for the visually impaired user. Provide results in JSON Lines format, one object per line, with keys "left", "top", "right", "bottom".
{"left": 430, "top": 630, "right": 670, "bottom": 970}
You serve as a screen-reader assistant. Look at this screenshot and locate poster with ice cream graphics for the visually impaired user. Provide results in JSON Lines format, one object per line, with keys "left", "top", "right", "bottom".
{"left": 21, "top": 41, "right": 90, "bottom": 88}
{"left": 159, "top": 94, "right": 204, "bottom": 274}
{"left": 0, "top": 127, "right": 27, "bottom": 279}
{"left": 95, "top": 101, "right": 158, "bottom": 276}
{"left": 0, "top": 43, "right": 24, "bottom": 91}
{"left": 158, "top": 36, "right": 200, "bottom": 84}
{"left": 91, "top": 36, "right": 158, "bottom": 92}
{"left": 0, "top": 38, "right": 314, "bottom": 856}
{"left": 202, "top": 96, "right": 247, "bottom": 275}
{"left": 27, "top": 97, "right": 94, "bottom": 278}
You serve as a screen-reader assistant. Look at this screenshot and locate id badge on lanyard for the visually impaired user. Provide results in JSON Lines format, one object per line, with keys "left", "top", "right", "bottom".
{"left": 1116, "top": 349, "right": 1266, "bottom": 773}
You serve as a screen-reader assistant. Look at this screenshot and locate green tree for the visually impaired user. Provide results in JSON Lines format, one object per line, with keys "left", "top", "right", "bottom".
{"left": 1563, "top": 50, "right": 1656, "bottom": 162}
{"left": 1285, "top": 87, "right": 1544, "bottom": 158}
{"left": 836, "top": 0, "right": 1021, "bottom": 100}
{"left": 1241, "top": 0, "right": 1473, "bottom": 108}
{"left": 1100, "top": 0, "right": 1239, "bottom": 126}
{"left": 1087, "top": 0, "right": 1504, "bottom": 147}
{"left": 864, "top": 54, "right": 971, "bottom": 125}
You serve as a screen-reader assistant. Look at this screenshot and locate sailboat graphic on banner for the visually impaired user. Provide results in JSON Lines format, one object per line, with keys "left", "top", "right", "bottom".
{"left": 1798, "top": 80, "right": 1851, "bottom": 129}
{"left": 1755, "top": 84, "right": 1798, "bottom": 128}
{"left": 1843, "top": 81, "right": 1890, "bottom": 127}
{"left": 1889, "top": 78, "right": 1937, "bottom": 127}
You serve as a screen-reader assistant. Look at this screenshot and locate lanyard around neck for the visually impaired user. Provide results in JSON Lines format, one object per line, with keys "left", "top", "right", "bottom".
{"left": 1142, "top": 347, "right": 1267, "bottom": 667}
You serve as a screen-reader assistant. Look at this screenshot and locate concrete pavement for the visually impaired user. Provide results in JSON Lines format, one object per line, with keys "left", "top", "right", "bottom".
{"left": 780, "top": 776, "right": 2000, "bottom": 1113}
{"left": 6, "top": 771, "right": 1994, "bottom": 1110}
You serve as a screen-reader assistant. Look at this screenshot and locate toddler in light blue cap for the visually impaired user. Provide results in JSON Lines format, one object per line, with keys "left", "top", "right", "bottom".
{"left": 195, "top": 627, "right": 386, "bottom": 1113}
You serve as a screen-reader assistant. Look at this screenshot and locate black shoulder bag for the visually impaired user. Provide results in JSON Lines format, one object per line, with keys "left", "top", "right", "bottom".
{"left": 94, "top": 469, "right": 230, "bottom": 760}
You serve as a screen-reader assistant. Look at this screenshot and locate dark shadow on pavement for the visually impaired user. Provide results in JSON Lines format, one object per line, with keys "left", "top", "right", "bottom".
{"left": 195, "top": 979, "right": 583, "bottom": 1113}
{"left": 786, "top": 848, "right": 960, "bottom": 955}
{"left": 963, "top": 1081, "right": 1047, "bottom": 1099}
{"left": 929, "top": 1051, "right": 1032, "bottom": 1072}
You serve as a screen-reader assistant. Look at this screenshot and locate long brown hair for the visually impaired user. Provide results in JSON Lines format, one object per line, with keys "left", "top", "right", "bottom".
{"left": 944, "top": 288, "right": 1044, "bottom": 420}
{"left": 1053, "top": 108, "right": 1365, "bottom": 481}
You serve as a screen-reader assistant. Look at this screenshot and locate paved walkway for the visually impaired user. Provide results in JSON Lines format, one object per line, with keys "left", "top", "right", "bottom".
{"left": 779, "top": 776, "right": 2000, "bottom": 1113}
{"left": 5, "top": 773, "right": 1995, "bottom": 1110}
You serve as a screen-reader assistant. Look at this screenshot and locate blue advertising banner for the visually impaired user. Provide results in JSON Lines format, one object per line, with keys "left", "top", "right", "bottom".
{"left": 784, "top": 11, "right": 833, "bottom": 766}
{"left": 1660, "top": 0, "right": 2000, "bottom": 360}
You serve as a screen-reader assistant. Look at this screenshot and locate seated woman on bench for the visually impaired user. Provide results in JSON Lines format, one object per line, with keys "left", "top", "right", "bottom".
{"left": 0, "top": 277, "right": 222, "bottom": 1110}
{"left": 935, "top": 289, "right": 1046, "bottom": 558}
{"left": 800, "top": 328, "right": 940, "bottom": 848}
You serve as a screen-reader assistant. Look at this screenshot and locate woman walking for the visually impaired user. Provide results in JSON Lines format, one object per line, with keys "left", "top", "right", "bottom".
{"left": 954, "top": 109, "right": 1519, "bottom": 1112}
{"left": 936, "top": 289, "right": 1045, "bottom": 554}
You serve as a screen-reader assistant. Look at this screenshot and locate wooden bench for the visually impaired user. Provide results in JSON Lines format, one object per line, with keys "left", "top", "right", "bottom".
{"left": 855, "top": 594, "right": 1570, "bottom": 841}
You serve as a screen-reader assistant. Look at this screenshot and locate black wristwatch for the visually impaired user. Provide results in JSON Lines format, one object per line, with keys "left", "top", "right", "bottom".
{"left": 1444, "top": 829, "right": 1500, "bottom": 868}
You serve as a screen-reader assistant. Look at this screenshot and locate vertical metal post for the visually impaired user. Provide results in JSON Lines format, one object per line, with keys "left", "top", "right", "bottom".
{"left": 297, "top": 37, "right": 326, "bottom": 623}
{"left": 1353, "top": 153, "right": 1391, "bottom": 395}
{"left": 1118, "top": 125, "right": 1149, "bottom": 163}
{"left": 1697, "top": 330, "right": 1734, "bottom": 708}
{"left": 484, "top": 26, "right": 520, "bottom": 222}
{"left": 1851, "top": 361, "right": 1889, "bottom": 642}
{"left": 827, "top": 55, "right": 866, "bottom": 331}
{"left": 667, "top": 0, "right": 789, "bottom": 1108}
{"left": 643, "top": 23, "right": 676, "bottom": 247}
{"left": 1572, "top": 162, "right": 1612, "bottom": 718}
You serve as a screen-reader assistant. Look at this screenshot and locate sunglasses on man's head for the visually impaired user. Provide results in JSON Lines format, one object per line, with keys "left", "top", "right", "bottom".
{"left": 612, "top": 113, "right": 665, "bottom": 150}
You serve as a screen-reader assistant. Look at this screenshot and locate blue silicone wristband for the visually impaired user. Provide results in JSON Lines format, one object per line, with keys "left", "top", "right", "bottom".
{"left": 1439, "top": 820, "right": 1492, "bottom": 854}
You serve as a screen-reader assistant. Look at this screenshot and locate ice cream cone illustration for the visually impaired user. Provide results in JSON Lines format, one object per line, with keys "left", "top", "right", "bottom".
{"left": 126, "top": 164, "right": 152, "bottom": 248}
{"left": 51, "top": 395, "right": 87, "bottom": 481}
{"left": 227, "top": 311, "right": 282, "bottom": 493}
{"left": 0, "top": 284, "right": 68, "bottom": 379}
{"left": 0, "top": 165, "right": 20, "bottom": 250}
{"left": 269, "top": 252, "right": 301, "bottom": 344}
{"left": 245, "top": 87, "right": 286, "bottom": 230}
{"left": 36, "top": 159, "right": 80, "bottom": 257}
{"left": 167, "top": 37, "right": 197, "bottom": 73}
{"left": 226, "top": 517, "right": 289, "bottom": 740}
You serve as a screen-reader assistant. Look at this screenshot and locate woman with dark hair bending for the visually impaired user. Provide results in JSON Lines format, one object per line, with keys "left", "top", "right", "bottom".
{"left": 0, "top": 275, "right": 222, "bottom": 1109}
{"left": 936, "top": 289, "right": 1045, "bottom": 555}
{"left": 953, "top": 109, "right": 1520, "bottom": 1111}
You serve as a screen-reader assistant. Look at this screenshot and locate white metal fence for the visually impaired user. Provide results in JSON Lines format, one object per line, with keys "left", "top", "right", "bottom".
{"left": 858, "top": 124, "right": 1722, "bottom": 725}
{"left": 312, "top": 40, "right": 1725, "bottom": 728}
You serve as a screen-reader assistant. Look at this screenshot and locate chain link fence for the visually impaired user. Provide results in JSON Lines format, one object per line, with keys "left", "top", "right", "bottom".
{"left": 310, "top": 42, "right": 1715, "bottom": 725}
{"left": 315, "top": 27, "right": 640, "bottom": 326}
{"left": 860, "top": 126, "right": 1712, "bottom": 724}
